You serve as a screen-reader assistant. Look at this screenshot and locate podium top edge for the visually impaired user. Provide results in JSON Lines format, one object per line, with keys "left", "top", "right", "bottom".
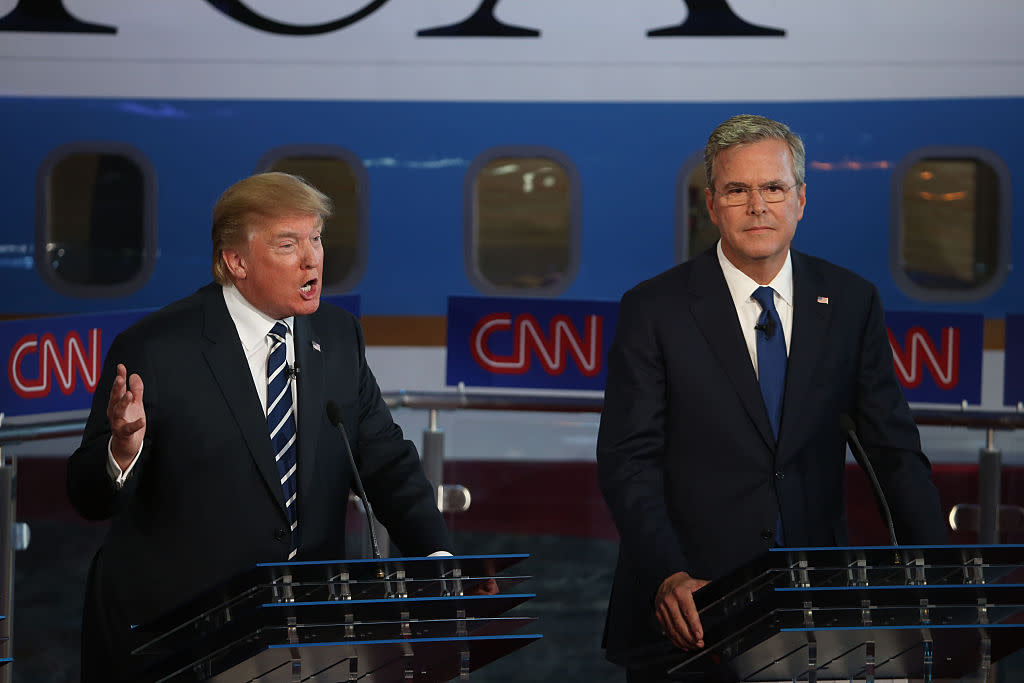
{"left": 265, "top": 633, "right": 545, "bottom": 649}
{"left": 769, "top": 544, "right": 1024, "bottom": 552}
{"left": 259, "top": 593, "right": 537, "bottom": 608}
{"left": 774, "top": 582, "right": 1024, "bottom": 591}
{"left": 256, "top": 554, "right": 530, "bottom": 567}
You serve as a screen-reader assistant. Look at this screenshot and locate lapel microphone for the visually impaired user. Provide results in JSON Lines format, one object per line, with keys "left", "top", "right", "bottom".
{"left": 284, "top": 364, "right": 300, "bottom": 380}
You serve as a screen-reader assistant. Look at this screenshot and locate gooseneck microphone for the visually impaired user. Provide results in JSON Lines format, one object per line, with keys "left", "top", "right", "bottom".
{"left": 840, "top": 414, "right": 901, "bottom": 561}
{"left": 326, "top": 400, "right": 382, "bottom": 561}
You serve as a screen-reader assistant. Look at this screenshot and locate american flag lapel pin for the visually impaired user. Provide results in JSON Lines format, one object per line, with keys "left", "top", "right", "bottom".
{"left": 817, "top": 296, "right": 829, "bottom": 305}
{"left": 312, "top": 341, "right": 322, "bottom": 352}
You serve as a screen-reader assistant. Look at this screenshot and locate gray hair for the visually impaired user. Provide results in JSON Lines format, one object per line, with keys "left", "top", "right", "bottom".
{"left": 704, "top": 114, "right": 806, "bottom": 189}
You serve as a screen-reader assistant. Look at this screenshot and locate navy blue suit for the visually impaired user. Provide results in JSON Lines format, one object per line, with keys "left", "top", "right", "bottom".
{"left": 596, "top": 248, "right": 947, "bottom": 667}
{"left": 68, "top": 283, "right": 450, "bottom": 680}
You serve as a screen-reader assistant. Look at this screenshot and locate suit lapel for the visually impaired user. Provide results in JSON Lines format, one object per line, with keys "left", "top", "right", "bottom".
{"left": 778, "top": 252, "right": 832, "bottom": 456}
{"left": 200, "top": 286, "right": 287, "bottom": 516}
{"left": 293, "top": 316, "right": 324, "bottom": 503}
{"left": 687, "top": 252, "right": 776, "bottom": 450}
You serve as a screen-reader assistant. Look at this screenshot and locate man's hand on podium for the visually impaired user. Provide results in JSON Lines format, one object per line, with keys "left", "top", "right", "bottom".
{"left": 655, "top": 571, "right": 709, "bottom": 651}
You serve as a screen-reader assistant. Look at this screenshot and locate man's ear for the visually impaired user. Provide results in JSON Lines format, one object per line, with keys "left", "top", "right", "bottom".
{"left": 704, "top": 187, "right": 721, "bottom": 227}
{"left": 222, "top": 248, "right": 247, "bottom": 281}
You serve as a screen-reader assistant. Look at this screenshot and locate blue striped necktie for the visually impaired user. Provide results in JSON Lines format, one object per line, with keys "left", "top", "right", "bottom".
{"left": 267, "top": 321, "right": 299, "bottom": 559}
{"left": 752, "top": 286, "right": 787, "bottom": 546}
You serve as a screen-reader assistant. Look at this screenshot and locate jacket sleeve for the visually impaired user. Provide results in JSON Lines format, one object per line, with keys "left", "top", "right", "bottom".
{"left": 66, "top": 331, "right": 154, "bottom": 521}
{"left": 597, "top": 288, "right": 690, "bottom": 597}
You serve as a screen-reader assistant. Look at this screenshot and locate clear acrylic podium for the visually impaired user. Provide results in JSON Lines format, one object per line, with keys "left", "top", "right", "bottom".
{"left": 645, "top": 545, "right": 1024, "bottom": 682}
{"left": 128, "top": 554, "right": 540, "bottom": 682}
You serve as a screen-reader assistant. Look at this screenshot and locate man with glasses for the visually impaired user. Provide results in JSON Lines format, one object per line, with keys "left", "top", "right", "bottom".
{"left": 597, "top": 114, "right": 947, "bottom": 681}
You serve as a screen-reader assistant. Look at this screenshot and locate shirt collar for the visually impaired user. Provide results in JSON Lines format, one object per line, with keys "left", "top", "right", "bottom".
{"left": 716, "top": 240, "right": 793, "bottom": 309}
{"left": 221, "top": 284, "right": 295, "bottom": 352}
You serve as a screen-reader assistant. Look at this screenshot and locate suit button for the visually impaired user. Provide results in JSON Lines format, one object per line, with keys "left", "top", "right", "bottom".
{"left": 760, "top": 528, "right": 773, "bottom": 541}
{"left": 775, "top": 471, "right": 785, "bottom": 480}
{"left": 275, "top": 529, "right": 286, "bottom": 542}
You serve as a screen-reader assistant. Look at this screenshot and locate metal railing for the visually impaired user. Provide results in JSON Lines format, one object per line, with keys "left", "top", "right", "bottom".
{"left": 2, "top": 393, "right": 1023, "bottom": 544}
{"left": 4, "top": 391, "right": 1023, "bottom": 445}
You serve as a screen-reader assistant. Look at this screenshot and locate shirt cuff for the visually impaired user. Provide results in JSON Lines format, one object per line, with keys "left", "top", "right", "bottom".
{"left": 428, "top": 550, "right": 453, "bottom": 557}
{"left": 106, "top": 437, "right": 143, "bottom": 488}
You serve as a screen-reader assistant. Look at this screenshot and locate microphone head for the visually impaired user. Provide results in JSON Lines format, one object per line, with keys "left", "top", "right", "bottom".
{"left": 755, "top": 318, "right": 777, "bottom": 338}
{"left": 326, "top": 400, "right": 342, "bottom": 427}
{"left": 839, "top": 414, "right": 856, "bottom": 435}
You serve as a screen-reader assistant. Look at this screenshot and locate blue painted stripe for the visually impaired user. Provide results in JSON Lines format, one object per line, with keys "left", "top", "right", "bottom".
{"left": 776, "top": 583, "right": 1024, "bottom": 592}
{"left": 782, "top": 623, "right": 1024, "bottom": 632}
{"left": 2, "top": 96, "right": 1022, "bottom": 317}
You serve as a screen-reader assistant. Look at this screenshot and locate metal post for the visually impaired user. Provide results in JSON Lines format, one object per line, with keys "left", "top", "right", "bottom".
{"left": 978, "top": 428, "right": 1001, "bottom": 545}
{"left": 422, "top": 409, "right": 445, "bottom": 511}
{"left": 0, "top": 411, "right": 12, "bottom": 683}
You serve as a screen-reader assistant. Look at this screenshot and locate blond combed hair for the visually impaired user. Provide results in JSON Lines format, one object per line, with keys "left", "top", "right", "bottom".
{"left": 211, "top": 172, "right": 333, "bottom": 285}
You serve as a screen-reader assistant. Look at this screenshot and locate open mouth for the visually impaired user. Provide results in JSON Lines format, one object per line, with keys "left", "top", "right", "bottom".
{"left": 300, "top": 278, "right": 317, "bottom": 293}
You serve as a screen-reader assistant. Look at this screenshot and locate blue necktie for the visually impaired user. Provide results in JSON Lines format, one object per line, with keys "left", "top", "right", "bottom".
{"left": 752, "top": 286, "right": 787, "bottom": 440}
{"left": 752, "top": 286, "right": 787, "bottom": 546}
{"left": 267, "top": 322, "right": 299, "bottom": 559}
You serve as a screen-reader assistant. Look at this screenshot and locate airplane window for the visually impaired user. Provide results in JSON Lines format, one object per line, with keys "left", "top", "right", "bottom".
{"left": 680, "top": 159, "right": 719, "bottom": 262}
{"left": 38, "top": 144, "right": 156, "bottom": 296}
{"left": 467, "top": 149, "right": 579, "bottom": 295}
{"left": 893, "top": 150, "right": 1009, "bottom": 301}
{"left": 258, "top": 148, "right": 367, "bottom": 293}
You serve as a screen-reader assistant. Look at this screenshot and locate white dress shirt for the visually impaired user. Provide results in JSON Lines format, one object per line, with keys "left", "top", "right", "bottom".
{"left": 221, "top": 283, "right": 297, "bottom": 417}
{"left": 716, "top": 240, "right": 793, "bottom": 379}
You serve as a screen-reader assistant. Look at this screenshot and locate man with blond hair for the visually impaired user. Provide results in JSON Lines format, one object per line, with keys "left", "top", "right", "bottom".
{"left": 597, "top": 115, "right": 947, "bottom": 681}
{"left": 69, "top": 172, "right": 452, "bottom": 681}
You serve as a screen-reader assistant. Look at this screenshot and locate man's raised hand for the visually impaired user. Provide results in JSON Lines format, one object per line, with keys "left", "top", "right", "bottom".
{"left": 107, "top": 363, "right": 146, "bottom": 469}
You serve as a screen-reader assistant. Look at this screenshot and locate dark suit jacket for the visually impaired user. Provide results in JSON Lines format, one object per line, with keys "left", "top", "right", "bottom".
{"left": 67, "top": 283, "right": 450, "bottom": 679}
{"left": 596, "top": 248, "right": 947, "bottom": 667}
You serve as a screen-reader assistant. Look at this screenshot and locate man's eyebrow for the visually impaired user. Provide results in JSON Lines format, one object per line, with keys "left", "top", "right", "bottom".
{"left": 722, "top": 178, "right": 786, "bottom": 188}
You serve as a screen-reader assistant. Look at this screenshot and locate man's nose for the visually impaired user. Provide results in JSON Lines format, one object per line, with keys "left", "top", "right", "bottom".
{"left": 299, "top": 239, "right": 318, "bottom": 265}
{"left": 747, "top": 189, "right": 768, "bottom": 214}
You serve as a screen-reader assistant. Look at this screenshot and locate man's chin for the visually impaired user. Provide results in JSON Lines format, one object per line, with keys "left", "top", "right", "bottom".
{"left": 294, "top": 298, "right": 321, "bottom": 316}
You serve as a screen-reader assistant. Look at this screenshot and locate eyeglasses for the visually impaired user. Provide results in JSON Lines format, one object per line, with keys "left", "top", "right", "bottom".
{"left": 716, "top": 183, "right": 797, "bottom": 206}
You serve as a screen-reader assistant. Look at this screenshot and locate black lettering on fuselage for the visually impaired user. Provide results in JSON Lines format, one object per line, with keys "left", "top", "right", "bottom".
{"left": 202, "top": 0, "right": 391, "bottom": 35}
{"left": 648, "top": 0, "right": 785, "bottom": 37}
{"left": 418, "top": 0, "right": 539, "bottom": 38}
{"left": 0, "top": 0, "right": 786, "bottom": 40}
{"left": 0, "top": 0, "right": 116, "bottom": 34}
